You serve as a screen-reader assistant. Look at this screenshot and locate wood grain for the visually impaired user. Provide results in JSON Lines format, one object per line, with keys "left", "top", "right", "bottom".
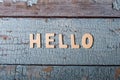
{"left": 0, "top": 18, "right": 120, "bottom": 65}
{"left": 0, "top": 0, "right": 120, "bottom": 17}
{"left": 0, "top": 65, "right": 118, "bottom": 80}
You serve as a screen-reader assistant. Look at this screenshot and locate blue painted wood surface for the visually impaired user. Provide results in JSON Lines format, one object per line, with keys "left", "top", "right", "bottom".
{"left": 0, "top": 65, "right": 119, "bottom": 80}
{"left": 0, "top": 18, "right": 119, "bottom": 65}
{"left": 0, "top": 0, "right": 120, "bottom": 79}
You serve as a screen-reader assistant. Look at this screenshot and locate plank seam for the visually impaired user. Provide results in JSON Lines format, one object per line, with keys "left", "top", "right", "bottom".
{"left": 0, "top": 16, "right": 120, "bottom": 18}
{"left": 0, "top": 64, "right": 120, "bottom": 66}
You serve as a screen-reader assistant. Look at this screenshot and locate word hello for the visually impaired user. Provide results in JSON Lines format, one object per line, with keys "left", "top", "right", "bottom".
{"left": 30, "top": 33, "right": 94, "bottom": 49}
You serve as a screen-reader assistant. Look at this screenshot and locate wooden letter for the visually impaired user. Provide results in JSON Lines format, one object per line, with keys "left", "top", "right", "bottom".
{"left": 59, "top": 34, "right": 68, "bottom": 48}
{"left": 71, "top": 34, "right": 80, "bottom": 48}
{"left": 46, "top": 33, "right": 55, "bottom": 48}
{"left": 30, "top": 34, "right": 41, "bottom": 48}
{"left": 82, "top": 33, "right": 94, "bottom": 49}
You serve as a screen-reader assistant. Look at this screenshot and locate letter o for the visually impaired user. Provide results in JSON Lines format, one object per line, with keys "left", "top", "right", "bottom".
{"left": 82, "top": 33, "right": 94, "bottom": 49}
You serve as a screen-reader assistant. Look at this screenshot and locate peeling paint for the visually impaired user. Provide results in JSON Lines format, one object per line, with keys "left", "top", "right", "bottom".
{"left": 0, "top": 0, "right": 38, "bottom": 6}
{"left": 0, "top": 0, "right": 3, "bottom": 3}
{"left": 43, "top": 66, "right": 53, "bottom": 73}
{"left": 0, "top": 66, "right": 117, "bottom": 80}
{"left": 115, "top": 68, "right": 120, "bottom": 80}
{"left": 6, "top": 30, "right": 12, "bottom": 33}
{"left": 115, "top": 28, "right": 120, "bottom": 32}
{"left": 81, "top": 76, "right": 88, "bottom": 80}
{"left": 12, "top": 0, "right": 38, "bottom": 6}
{"left": 0, "top": 35, "right": 10, "bottom": 40}
{"left": 45, "top": 18, "right": 48, "bottom": 23}
{"left": 113, "top": 0, "right": 120, "bottom": 10}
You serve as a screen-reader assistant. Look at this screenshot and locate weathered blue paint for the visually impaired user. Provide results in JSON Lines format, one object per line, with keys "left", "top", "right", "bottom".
{"left": 0, "top": 18, "right": 120, "bottom": 65}
{"left": 0, "top": 65, "right": 119, "bottom": 80}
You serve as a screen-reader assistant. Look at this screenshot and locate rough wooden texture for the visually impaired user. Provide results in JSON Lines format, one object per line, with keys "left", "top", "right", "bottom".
{"left": 0, "top": 0, "right": 120, "bottom": 17}
{"left": 0, "top": 65, "right": 119, "bottom": 80}
{"left": 0, "top": 18, "right": 120, "bottom": 65}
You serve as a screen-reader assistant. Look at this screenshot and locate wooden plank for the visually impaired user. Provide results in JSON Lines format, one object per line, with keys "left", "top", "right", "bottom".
{"left": 0, "top": 18, "right": 120, "bottom": 65}
{"left": 0, "top": 0, "right": 120, "bottom": 17}
{"left": 0, "top": 65, "right": 119, "bottom": 80}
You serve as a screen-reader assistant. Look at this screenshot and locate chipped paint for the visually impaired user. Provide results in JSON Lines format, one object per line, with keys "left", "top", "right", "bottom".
{"left": 43, "top": 66, "right": 53, "bottom": 73}
{"left": 0, "top": 0, "right": 38, "bottom": 6}
{"left": 113, "top": 0, "right": 120, "bottom": 10}
{"left": 0, "top": 35, "right": 10, "bottom": 40}
{"left": 0, "top": 66, "right": 116, "bottom": 80}
{"left": 12, "top": 0, "right": 38, "bottom": 6}
{"left": 0, "top": 0, "right": 3, "bottom": 3}
{"left": 115, "top": 68, "right": 120, "bottom": 80}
